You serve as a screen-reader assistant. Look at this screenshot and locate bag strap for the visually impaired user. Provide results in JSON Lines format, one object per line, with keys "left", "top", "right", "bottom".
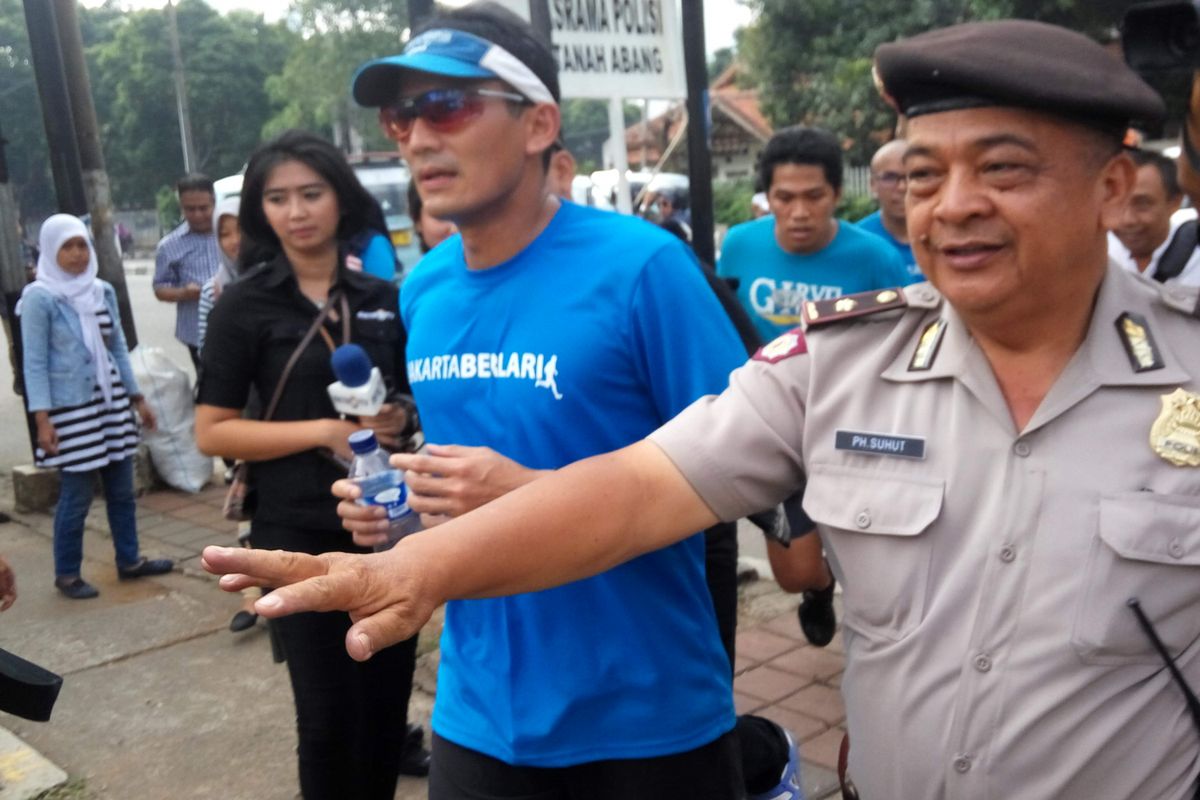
{"left": 1154, "top": 219, "right": 1198, "bottom": 282}
{"left": 261, "top": 291, "right": 344, "bottom": 422}
{"left": 315, "top": 293, "right": 352, "bottom": 353}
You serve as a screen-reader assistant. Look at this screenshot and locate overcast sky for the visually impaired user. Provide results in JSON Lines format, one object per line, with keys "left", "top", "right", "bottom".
{"left": 79, "top": 0, "right": 755, "bottom": 55}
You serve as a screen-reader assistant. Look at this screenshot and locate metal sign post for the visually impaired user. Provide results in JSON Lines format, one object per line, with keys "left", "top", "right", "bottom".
{"left": 608, "top": 97, "right": 633, "bottom": 214}
{"left": 681, "top": 0, "right": 714, "bottom": 265}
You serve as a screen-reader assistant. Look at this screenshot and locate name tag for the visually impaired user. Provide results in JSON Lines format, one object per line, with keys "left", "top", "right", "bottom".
{"left": 835, "top": 429, "right": 926, "bottom": 460}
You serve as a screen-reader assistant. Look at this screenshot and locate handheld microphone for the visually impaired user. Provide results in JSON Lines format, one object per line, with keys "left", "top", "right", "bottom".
{"left": 328, "top": 344, "right": 387, "bottom": 417}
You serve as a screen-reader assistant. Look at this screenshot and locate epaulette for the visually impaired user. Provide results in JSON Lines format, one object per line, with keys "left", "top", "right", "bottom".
{"left": 802, "top": 287, "right": 909, "bottom": 328}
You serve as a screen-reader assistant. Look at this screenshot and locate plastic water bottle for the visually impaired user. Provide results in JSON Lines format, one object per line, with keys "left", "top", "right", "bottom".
{"left": 347, "top": 429, "right": 421, "bottom": 551}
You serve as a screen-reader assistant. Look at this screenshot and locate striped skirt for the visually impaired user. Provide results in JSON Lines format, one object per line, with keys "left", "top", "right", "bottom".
{"left": 35, "top": 366, "right": 139, "bottom": 473}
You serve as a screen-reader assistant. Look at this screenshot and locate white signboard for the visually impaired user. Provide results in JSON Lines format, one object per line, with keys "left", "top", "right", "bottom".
{"left": 488, "top": 0, "right": 688, "bottom": 100}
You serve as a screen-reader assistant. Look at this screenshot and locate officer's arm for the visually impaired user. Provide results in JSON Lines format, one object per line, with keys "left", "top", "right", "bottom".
{"left": 203, "top": 439, "right": 718, "bottom": 659}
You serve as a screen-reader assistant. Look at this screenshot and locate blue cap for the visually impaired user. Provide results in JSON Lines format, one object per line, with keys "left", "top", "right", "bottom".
{"left": 352, "top": 28, "right": 555, "bottom": 107}
{"left": 348, "top": 429, "right": 379, "bottom": 455}
{"left": 331, "top": 343, "right": 373, "bottom": 388}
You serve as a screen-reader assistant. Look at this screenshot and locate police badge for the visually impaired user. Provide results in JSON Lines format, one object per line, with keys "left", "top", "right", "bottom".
{"left": 1150, "top": 389, "right": 1200, "bottom": 467}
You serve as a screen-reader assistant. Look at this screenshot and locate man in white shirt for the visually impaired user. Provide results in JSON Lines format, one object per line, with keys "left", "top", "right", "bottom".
{"left": 1108, "top": 149, "right": 1200, "bottom": 285}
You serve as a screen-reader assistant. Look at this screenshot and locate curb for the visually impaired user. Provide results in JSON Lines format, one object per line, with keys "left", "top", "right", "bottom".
{"left": 0, "top": 726, "right": 67, "bottom": 799}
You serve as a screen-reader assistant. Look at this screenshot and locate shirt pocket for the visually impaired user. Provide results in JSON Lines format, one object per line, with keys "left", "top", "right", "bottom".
{"left": 265, "top": 321, "right": 328, "bottom": 379}
{"left": 804, "top": 464, "right": 944, "bottom": 642}
{"left": 1071, "top": 492, "right": 1200, "bottom": 665}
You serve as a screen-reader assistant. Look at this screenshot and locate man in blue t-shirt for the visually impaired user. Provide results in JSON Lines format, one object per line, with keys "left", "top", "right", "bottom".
{"left": 857, "top": 139, "right": 923, "bottom": 281}
{"left": 314, "top": 5, "right": 765, "bottom": 799}
{"left": 719, "top": 127, "right": 912, "bottom": 342}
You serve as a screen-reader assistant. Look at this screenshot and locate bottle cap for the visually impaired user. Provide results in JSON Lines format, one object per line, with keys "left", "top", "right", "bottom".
{"left": 347, "top": 429, "right": 378, "bottom": 455}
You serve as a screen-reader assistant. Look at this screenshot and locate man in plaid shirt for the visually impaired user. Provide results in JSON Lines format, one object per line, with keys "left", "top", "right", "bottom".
{"left": 153, "top": 174, "right": 220, "bottom": 368}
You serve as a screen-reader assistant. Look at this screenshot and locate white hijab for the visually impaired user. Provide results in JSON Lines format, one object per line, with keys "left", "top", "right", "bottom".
{"left": 211, "top": 196, "right": 240, "bottom": 293}
{"left": 21, "top": 214, "right": 114, "bottom": 404}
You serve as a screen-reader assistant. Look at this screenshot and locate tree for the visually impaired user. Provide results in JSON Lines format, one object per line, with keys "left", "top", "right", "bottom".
{"left": 708, "top": 46, "right": 735, "bottom": 82}
{"left": 90, "top": 0, "right": 295, "bottom": 207}
{"left": 263, "top": 0, "right": 409, "bottom": 151}
{"left": 737, "top": 0, "right": 1163, "bottom": 164}
{"left": 0, "top": 0, "right": 57, "bottom": 220}
{"left": 559, "top": 99, "right": 641, "bottom": 174}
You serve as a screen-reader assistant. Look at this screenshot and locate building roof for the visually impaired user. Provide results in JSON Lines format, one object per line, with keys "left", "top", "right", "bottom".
{"left": 621, "top": 62, "right": 773, "bottom": 158}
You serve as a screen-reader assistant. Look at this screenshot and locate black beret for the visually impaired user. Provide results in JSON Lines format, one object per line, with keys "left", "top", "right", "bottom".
{"left": 875, "top": 20, "right": 1165, "bottom": 133}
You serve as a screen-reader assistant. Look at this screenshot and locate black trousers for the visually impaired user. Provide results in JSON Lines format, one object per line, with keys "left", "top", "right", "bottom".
{"left": 253, "top": 521, "right": 418, "bottom": 800}
{"left": 704, "top": 521, "right": 739, "bottom": 672}
{"left": 429, "top": 730, "right": 744, "bottom": 800}
{"left": 705, "top": 522, "right": 792, "bottom": 794}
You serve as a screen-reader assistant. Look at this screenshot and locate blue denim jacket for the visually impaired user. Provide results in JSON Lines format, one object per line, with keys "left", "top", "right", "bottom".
{"left": 19, "top": 281, "right": 141, "bottom": 412}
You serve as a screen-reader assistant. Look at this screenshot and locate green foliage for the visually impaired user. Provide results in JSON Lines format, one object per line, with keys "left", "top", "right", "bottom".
{"left": 738, "top": 0, "right": 1161, "bottom": 163}
{"left": 90, "top": 1, "right": 296, "bottom": 206}
{"left": 0, "top": 0, "right": 56, "bottom": 219}
{"left": 836, "top": 193, "right": 877, "bottom": 223}
{"left": 708, "top": 46, "right": 735, "bottom": 81}
{"left": 263, "top": 0, "right": 408, "bottom": 147}
{"left": 156, "top": 184, "right": 181, "bottom": 231}
{"left": 558, "top": 99, "right": 641, "bottom": 173}
{"left": 713, "top": 178, "right": 756, "bottom": 228}
{"left": 33, "top": 778, "right": 94, "bottom": 800}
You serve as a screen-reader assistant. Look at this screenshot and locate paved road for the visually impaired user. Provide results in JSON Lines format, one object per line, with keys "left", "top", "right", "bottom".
{"left": 0, "top": 259, "right": 193, "bottom": 470}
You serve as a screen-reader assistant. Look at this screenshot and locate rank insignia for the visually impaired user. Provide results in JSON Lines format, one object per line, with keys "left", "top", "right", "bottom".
{"left": 1115, "top": 312, "right": 1164, "bottom": 373}
{"left": 754, "top": 330, "right": 807, "bottom": 363}
{"left": 1150, "top": 388, "right": 1200, "bottom": 466}
{"left": 908, "top": 319, "right": 947, "bottom": 372}
{"left": 804, "top": 287, "right": 908, "bottom": 328}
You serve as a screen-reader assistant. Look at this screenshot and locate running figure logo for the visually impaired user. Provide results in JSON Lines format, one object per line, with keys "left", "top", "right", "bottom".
{"left": 536, "top": 355, "right": 564, "bottom": 400}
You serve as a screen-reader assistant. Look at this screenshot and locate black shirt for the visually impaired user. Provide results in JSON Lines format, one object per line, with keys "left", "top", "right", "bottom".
{"left": 198, "top": 255, "right": 408, "bottom": 533}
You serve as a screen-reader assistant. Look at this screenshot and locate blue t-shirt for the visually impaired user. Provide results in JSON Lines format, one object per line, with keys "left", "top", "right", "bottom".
{"left": 401, "top": 201, "right": 742, "bottom": 767}
{"left": 359, "top": 232, "right": 397, "bottom": 282}
{"left": 856, "top": 210, "right": 922, "bottom": 282}
{"left": 718, "top": 216, "right": 910, "bottom": 342}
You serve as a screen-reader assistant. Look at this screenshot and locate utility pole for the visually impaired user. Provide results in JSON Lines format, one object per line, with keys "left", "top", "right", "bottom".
{"left": 22, "top": 0, "right": 87, "bottom": 216}
{"left": 53, "top": 0, "right": 137, "bottom": 347}
{"left": 0, "top": 122, "right": 36, "bottom": 457}
{"left": 407, "top": 0, "right": 433, "bottom": 26}
{"left": 681, "top": 0, "right": 715, "bottom": 266}
{"left": 528, "top": 0, "right": 551, "bottom": 45}
{"left": 166, "top": 0, "right": 196, "bottom": 174}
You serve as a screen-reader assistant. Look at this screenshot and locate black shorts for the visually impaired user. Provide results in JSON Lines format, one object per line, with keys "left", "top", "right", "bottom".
{"left": 429, "top": 729, "right": 744, "bottom": 800}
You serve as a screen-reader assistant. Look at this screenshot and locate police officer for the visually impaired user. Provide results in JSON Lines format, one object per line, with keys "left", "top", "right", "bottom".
{"left": 205, "top": 19, "right": 1200, "bottom": 799}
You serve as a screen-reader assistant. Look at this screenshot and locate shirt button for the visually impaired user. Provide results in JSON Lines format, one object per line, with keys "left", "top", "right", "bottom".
{"left": 1013, "top": 440, "right": 1031, "bottom": 457}
{"left": 1169, "top": 539, "right": 1186, "bottom": 559}
{"left": 953, "top": 755, "right": 972, "bottom": 774}
{"left": 974, "top": 654, "right": 992, "bottom": 673}
{"left": 999, "top": 545, "right": 1017, "bottom": 563}
{"left": 855, "top": 510, "right": 872, "bottom": 529}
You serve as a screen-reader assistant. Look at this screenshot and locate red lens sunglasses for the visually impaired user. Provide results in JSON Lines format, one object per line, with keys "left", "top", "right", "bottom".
{"left": 379, "top": 88, "right": 530, "bottom": 141}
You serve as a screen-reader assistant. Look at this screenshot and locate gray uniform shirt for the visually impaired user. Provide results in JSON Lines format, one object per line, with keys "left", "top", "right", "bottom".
{"left": 651, "top": 262, "right": 1200, "bottom": 799}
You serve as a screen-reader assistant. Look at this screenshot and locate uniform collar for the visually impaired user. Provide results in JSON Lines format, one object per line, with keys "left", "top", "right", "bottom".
{"left": 883, "top": 261, "right": 1190, "bottom": 435}
{"left": 259, "top": 252, "right": 380, "bottom": 295}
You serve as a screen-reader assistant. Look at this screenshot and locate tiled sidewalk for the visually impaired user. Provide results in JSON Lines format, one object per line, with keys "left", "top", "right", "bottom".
{"left": 85, "top": 481, "right": 852, "bottom": 799}
{"left": 735, "top": 620, "right": 846, "bottom": 766}
{"left": 129, "top": 483, "right": 238, "bottom": 570}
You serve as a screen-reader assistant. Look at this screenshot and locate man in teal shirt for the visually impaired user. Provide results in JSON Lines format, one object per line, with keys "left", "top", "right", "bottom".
{"left": 719, "top": 126, "right": 911, "bottom": 342}
{"left": 857, "top": 139, "right": 923, "bottom": 281}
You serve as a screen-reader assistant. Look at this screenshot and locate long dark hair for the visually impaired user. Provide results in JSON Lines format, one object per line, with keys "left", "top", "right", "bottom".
{"left": 237, "top": 129, "right": 389, "bottom": 269}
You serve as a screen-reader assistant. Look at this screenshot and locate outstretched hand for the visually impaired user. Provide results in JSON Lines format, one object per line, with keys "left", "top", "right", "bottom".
{"left": 200, "top": 544, "right": 441, "bottom": 661}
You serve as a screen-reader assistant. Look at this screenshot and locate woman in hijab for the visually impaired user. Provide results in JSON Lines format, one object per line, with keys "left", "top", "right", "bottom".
{"left": 196, "top": 196, "right": 241, "bottom": 351}
{"left": 19, "top": 214, "right": 172, "bottom": 599}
